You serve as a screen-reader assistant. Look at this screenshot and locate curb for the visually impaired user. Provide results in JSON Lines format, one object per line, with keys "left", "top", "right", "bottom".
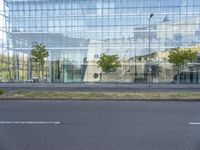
{"left": 0, "top": 98, "right": 200, "bottom": 102}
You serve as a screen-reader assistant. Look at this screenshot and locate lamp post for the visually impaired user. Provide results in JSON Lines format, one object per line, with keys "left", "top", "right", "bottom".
{"left": 148, "top": 13, "right": 154, "bottom": 86}
{"left": 134, "top": 39, "right": 137, "bottom": 83}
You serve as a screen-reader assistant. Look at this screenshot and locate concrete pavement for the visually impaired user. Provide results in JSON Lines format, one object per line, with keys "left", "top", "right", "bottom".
{"left": 1, "top": 83, "right": 200, "bottom": 92}
{"left": 0, "top": 100, "right": 199, "bottom": 150}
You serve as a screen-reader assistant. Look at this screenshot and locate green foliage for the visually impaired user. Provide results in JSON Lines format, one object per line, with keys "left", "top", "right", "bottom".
{"left": 31, "top": 43, "right": 49, "bottom": 67}
{"left": 97, "top": 53, "right": 121, "bottom": 73}
{"left": 0, "top": 54, "right": 13, "bottom": 81}
{"left": 168, "top": 47, "right": 197, "bottom": 70}
{"left": 168, "top": 47, "right": 197, "bottom": 83}
{"left": 0, "top": 89, "right": 5, "bottom": 95}
{"left": 31, "top": 43, "right": 49, "bottom": 78}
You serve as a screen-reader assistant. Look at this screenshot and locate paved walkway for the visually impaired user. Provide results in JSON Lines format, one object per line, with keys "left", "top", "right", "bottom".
{"left": 0, "top": 83, "right": 200, "bottom": 92}
{"left": 1, "top": 82, "right": 200, "bottom": 87}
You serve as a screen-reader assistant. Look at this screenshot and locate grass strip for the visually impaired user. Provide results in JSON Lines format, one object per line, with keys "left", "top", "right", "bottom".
{"left": 1, "top": 91, "right": 200, "bottom": 100}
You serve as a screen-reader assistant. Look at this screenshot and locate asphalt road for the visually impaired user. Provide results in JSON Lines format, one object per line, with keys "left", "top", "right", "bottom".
{"left": 0, "top": 100, "right": 199, "bottom": 150}
{"left": 1, "top": 83, "right": 200, "bottom": 92}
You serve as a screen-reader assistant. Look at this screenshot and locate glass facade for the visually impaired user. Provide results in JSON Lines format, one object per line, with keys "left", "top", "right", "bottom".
{"left": 1, "top": 0, "right": 200, "bottom": 83}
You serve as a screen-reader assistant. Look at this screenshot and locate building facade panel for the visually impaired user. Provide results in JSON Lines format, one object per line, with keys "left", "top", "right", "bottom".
{"left": 0, "top": 0, "right": 200, "bottom": 83}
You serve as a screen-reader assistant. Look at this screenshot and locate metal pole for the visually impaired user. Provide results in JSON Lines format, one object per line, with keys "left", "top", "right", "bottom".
{"left": 148, "top": 14, "right": 154, "bottom": 87}
{"left": 134, "top": 40, "right": 137, "bottom": 83}
{"left": 48, "top": 50, "right": 52, "bottom": 83}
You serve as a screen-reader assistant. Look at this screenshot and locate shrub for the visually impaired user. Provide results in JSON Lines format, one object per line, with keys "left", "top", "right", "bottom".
{"left": 0, "top": 89, "right": 5, "bottom": 95}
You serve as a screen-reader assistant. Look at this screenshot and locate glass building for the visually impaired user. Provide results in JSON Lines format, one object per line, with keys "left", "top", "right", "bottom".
{"left": 0, "top": 0, "right": 200, "bottom": 83}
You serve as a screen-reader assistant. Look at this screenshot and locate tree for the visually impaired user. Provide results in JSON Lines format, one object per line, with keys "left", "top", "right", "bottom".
{"left": 168, "top": 47, "right": 197, "bottom": 83}
{"left": 97, "top": 53, "right": 121, "bottom": 81}
{"left": 31, "top": 43, "right": 49, "bottom": 79}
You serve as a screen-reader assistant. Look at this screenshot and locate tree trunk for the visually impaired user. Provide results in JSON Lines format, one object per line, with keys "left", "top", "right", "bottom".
{"left": 42, "top": 64, "right": 44, "bottom": 80}
{"left": 197, "top": 67, "right": 199, "bottom": 83}
{"left": 106, "top": 72, "right": 108, "bottom": 82}
{"left": 177, "top": 67, "right": 180, "bottom": 84}
{"left": 38, "top": 64, "right": 40, "bottom": 79}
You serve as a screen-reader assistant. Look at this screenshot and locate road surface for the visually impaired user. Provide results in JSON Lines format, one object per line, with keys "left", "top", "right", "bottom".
{"left": 0, "top": 100, "right": 199, "bottom": 150}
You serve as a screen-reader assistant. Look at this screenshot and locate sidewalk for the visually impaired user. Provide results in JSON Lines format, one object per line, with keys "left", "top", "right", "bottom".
{"left": 0, "top": 83, "right": 200, "bottom": 100}
{"left": 1, "top": 83, "right": 200, "bottom": 90}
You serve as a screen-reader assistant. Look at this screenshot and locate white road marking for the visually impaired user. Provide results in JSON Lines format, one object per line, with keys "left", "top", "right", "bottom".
{"left": 189, "top": 122, "right": 200, "bottom": 125}
{"left": 0, "top": 121, "right": 61, "bottom": 125}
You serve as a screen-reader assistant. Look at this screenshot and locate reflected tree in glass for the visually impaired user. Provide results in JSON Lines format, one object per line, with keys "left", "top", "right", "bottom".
{"left": 31, "top": 43, "right": 49, "bottom": 80}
